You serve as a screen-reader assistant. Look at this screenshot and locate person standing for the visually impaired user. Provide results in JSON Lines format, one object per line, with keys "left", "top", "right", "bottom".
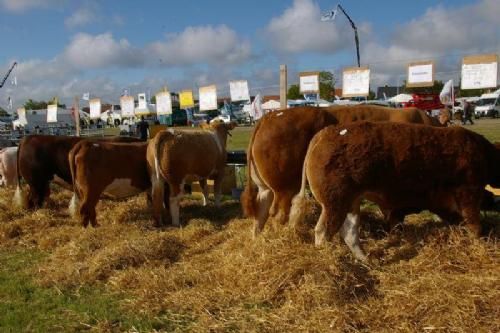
{"left": 462, "top": 100, "right": 474, "bottom": 125}
{"left": 136, "top": 116, "right": 150, "bottom": 141}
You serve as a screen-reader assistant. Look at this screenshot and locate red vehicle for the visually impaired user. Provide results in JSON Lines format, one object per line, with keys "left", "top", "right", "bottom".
{"left": 402, "top": 93, "right": 444, "bottom": 112}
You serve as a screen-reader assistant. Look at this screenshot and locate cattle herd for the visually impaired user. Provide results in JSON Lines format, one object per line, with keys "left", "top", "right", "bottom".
{"left": 0, "top": 104, "right": 498, "bottom": 262}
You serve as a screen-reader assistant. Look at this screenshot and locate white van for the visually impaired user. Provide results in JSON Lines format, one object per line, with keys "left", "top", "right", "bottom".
{"left": 474, "top": 92, "right": 500, "bottom": 118}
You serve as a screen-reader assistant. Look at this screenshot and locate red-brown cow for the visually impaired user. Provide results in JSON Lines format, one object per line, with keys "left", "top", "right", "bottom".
{"left": 147, "top": 122, "right": 235, "bottom": 226}
{"left": 69, "top": 141, "right": 150, "bottom": 227}
{"left": 242, "top": 105, "right": 445, "bottom": 237}
{"left": 289, "top": 122, "right": 500, "bottom": 261}
{"left": 15, "top": 135, "right": 140, "bottom": 209}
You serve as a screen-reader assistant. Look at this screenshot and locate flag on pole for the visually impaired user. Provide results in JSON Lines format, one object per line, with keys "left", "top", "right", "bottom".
{"left": 439, "top": 79, "right": 453, "bottom": 105}
{"left": 11, "top": 76, "right": 17, "bottom": 86}
{"left": 321, "top": 7, "right": 338, "bottom": 21}
{"left": 7, "top": 96, "right": 12, "bottom": 109}
{"left": 82, "top": 92, "right": 90, "bottom": 101}
{"left": 250, "top": 94, "right": 264, "bottom": 120}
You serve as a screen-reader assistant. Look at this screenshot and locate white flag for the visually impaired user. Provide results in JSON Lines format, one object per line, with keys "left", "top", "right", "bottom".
{"left": 82, "top": 92, "right": 90, "bottom": 101}
{"left": 439, "top": 79, "right": 453, "bottom": 105}
{"left": 321, "top": 8, "right": 337, "bottom": 21}
{"left": 250, "top": 93, "right": 264, "bottom": 120}
{"left": 11, "top": 76, "right": 17, "bottom": 86}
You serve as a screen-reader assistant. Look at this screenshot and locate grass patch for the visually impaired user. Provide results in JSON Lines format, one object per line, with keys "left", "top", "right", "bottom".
{"left": 0, "top": 248, "right": 183, "bottom": 332}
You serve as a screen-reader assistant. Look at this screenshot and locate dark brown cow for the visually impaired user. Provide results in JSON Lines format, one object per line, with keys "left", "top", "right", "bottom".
{"left": 14, "top": 135, "right": 139, "bottom": 209}
{"left": 69, "top": 141, "right": 150, "bottom": 227}
{"left": 289, "top": 122, "right": 500, "bottom": 261}
{"left": 242, "top": 105, "right": 445, "bottom": 237}
{"left": 147, "top": 122, "right": 235, "bottom": 226}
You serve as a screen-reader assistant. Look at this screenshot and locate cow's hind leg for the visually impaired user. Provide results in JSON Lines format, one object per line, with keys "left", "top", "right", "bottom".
{"left": 456, "top": 187, "right": 482, "bottom": 236}
{"left": 272, "top": 190, "right": 297, "bottom": 226}
{"left": 339, "top": 202, "right": 367, "bottom": 262}
{"left": 79, "top": 193, "right": 100, "bottom": 228}
{"left": 315, "top": 200, "right": 352, "bottom": 247}
{"left": 213, "top": 174, "right": 224, "bottom": 208}
{"left": 151, "top": 174, "right": 166, "bottom": 226}
{"left": 169, "top": 183, "right": 183, "bottom": 227}
{"left": 199, "top": 179, "right": 209, "bottom": 206}
{"left": 253, "top": 186, "right": 274, "bottom": 237}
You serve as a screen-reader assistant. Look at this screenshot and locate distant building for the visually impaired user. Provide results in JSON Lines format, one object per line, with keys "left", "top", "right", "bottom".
{"left": 377, "top": 85, "right": 404, "bottom": 100}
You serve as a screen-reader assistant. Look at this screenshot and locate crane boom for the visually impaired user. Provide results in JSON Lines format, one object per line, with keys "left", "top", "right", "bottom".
{"left": 0, "top": 62, "right": 17, "bottom": 89}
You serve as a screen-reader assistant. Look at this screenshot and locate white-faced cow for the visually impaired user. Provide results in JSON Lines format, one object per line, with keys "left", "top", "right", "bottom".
{"left": 147, "top": 121, "right": 236, "bottom": 226}
{"left": 0, "top": 147, "right": 18, "bottom": 187}
{"left": 289, "top": 122, "right": 500, "bottom": 261}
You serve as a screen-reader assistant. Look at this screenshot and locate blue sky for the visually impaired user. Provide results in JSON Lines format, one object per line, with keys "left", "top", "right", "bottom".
{"left": 0, "top": 0, "right": 499, "bottom": 108}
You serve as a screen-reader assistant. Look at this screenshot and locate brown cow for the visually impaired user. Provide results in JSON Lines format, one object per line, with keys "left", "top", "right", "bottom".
{"left": 289, "top": 122, "right": 500, "bottom": 261}
{"left": 14, "top": 135, "right": 140, "bottom": 209}
{"left": 69, "top": 141, "right": 150, "bottom": 227}
{"left": 242, "top": 105, "right": 445, "bottom": 237}
{"left": 147, "top": 122, "right": 235, "bottom": 226}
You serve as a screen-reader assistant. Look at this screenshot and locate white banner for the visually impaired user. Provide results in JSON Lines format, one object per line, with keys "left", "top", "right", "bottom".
{"left": 17, "top": 107, "right": 28, "bottom": 126}
{"left": 138, "top": 93, "right": 147, "bottom": 109}
{"left": 407, "top": 62, "right": 433, "bottom": 87}
{"left": 342, "top": 67, "right": 370, "bottom": 97}
{"left": 461, "top": 62, "right": 498, "bottom": 90}
{"left": 229, "top": 80, "right": 250, "bottom": 102}
{"left": 156, "top": 91, "right": 172, "bottom": 115}
{"left": 199, "top": 85, "right": 218, "bottom": 111}
{"left": 47, "top": 104, "right": 58, "bottom": 123}
{"left": 299, "top": 72, "right": 320, "bottom": 93}
{"left": 89, "top": 98, "right": 101, "bottom": 119}
{"left": 120, "top": 96, "right": 135, "bottom": 117}
{"left": 439, "top": 79, "right": 454, "bottom": 105}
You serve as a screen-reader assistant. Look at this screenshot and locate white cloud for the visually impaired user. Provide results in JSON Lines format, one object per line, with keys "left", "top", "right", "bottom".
{"left": 65, "top": 4, "right": 97, "bottom": 28}
{"left": 148, "top": 25, "right": 251, "bottom": 66}
{"left": 0, "top": 0, "right": 64, "bottom": 12}
{"left": 63, "top": 33, "right": 144, "bottom": 68}
{"left": 265, "top": 0, "right": 354, "bottom": 54}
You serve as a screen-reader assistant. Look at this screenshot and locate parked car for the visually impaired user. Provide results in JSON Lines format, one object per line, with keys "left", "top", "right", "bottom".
{"left": 474, "top": 91, "right": 500, "bottom": 118}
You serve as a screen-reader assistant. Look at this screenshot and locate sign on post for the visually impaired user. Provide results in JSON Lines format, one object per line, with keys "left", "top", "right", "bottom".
{"left": 156, "top": 91, "right": 173, "bottom": 115}
{"left": 120, "top": 95, "right": 135, "bottom": 117}
{"left": 199, "top": 85, "right": 217, "bottom": 111}
{"left": 17, "top": 107, "right": 27, "bottom": 126}
{"left": 461, "top": 54, "right": 498, "bottom": 90}
{"left": 299, "top": 72, "right": 320, "bottom": 93}
{"left": 407, "top": 61, "right": 434, "bottom": 87}
{"left": 229, "top": 80, "right": 250, "bottom": 102}
{"left": 179, "top": 90, "right": 194, "bottom": 109}
{"left": 342, "top": 66, "right": 370, "bottom": 97}
{"left": 47, "top": 104, "right": 57, "bottom": 123}
{"left": 89, "top": 98, "right": 101, "bottom": 119}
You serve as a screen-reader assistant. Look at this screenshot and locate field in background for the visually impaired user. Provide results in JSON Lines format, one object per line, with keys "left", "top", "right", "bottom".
{"left": 0, "top": 118, "right": 498, "bottom": 332}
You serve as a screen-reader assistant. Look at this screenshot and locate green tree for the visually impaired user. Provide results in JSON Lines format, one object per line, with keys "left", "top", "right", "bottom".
{"left": 368, "top": 90, "right": 376, "bottom": 100}
{"left": 23, "top": 99, "right": 65, "bottom": 110}
{"left": 319, "top": 71, "right": 335, "bottom": 101}
{"left": 287, "top": 84, "right": 301, "bottom": 100}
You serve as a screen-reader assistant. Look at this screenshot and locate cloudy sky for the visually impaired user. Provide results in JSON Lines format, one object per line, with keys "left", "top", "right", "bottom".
{"left": 0, "top": 0, "right": 499, "bottom": 109}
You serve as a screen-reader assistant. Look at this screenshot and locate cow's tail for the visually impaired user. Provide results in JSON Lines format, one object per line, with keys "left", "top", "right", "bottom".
{"left": 13, "top": 141, "right": 24, "bottom": 208}
{"left": 68, "top": 143, "right": 80, "bottom": 218}
{"left": 289, "top": 141, "right": 312, "bottom": 230}
{"left": 151, "top": 132, "right": 172, "bottom": 225}
{"left": 240, "top": 119, "right": 262, "bottom": 217}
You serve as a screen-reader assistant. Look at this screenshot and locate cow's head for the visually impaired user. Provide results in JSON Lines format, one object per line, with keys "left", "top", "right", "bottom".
{"left": 208, "top": 120, "right": 237, "bottom": 148}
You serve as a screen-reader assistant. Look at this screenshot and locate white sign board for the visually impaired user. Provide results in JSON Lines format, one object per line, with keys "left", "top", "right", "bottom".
{"left": 120, "top": 96, "right": 135, "bottom": 117}
{"left": 138, "top": 93, "right": 147, "bottom": 110}
{"left": 342, "top": 67, "right": 370, "bottom": 97}
{"left": 89, "top": 98, "right": 101, "bottom": 119}
{"left": 199, "top": 85, "right": 217, "bottom": 111}
{"left": 17, "top": 107, "right": 27, "bottom": 126}
{"left": 461, "top": 54, "right": 498, "bottom": 90}
{"left": 229, "top": 80, "right": 250, "bottom": 102}
{"left": 407, "top": 62, "right": 434, "bottom": 87}
{"left": 47, "top": 104, "right": 57, "bottom": 123}
{"left": 156, "top": 91, "right": 172, "bottom": 115}
{"left": 299, "top": 72, "right": 320, "bottom": 93}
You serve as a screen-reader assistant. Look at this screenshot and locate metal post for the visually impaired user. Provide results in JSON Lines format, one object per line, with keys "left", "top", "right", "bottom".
{"left": 337, "top": 5, "right": 360, "bottom": 67}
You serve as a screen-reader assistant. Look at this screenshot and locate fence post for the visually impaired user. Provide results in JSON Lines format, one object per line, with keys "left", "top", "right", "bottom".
{"left": 280, "top": 64, "right": 287, "bottom": 109}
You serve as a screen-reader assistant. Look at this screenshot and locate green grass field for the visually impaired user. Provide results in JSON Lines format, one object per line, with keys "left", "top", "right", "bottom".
{"left": 0, "top": 118, "right": 498, "bottom": 332}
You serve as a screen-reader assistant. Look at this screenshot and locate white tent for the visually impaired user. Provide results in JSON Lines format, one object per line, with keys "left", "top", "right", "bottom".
{"left": 262, "top": 99, "right": 281, "bottom": 111}
{"left": 388, "top": 93, "right": 413, "bottom": 103}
